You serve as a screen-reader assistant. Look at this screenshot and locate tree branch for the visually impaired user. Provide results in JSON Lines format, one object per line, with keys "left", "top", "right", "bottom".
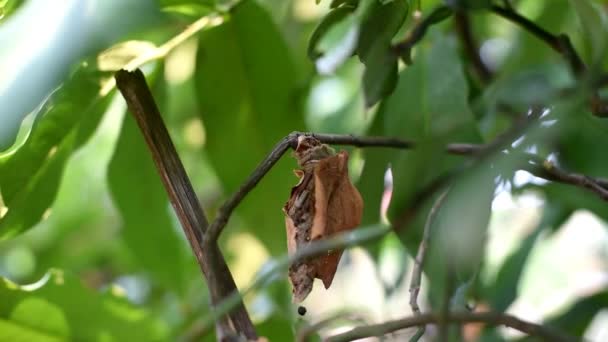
{"left": 454, "top": 11, "right": 493, "bottom": 84}
{"left": 489, "top": 4, "right": 608, "bottom": 117}
{"left": 526, "top": 157, "right": 608, "bottom": 200}
{"left": 208, "top": 131, "right": 608, "bottom": 241}
{"left": 325, "top": 311, "right": 577, "bottom": 342}
{"left": 114, "top": 69, "right": 257, "bottom": 340}
{"left": 489, "top": 4, "right": 585, "bottom": 76}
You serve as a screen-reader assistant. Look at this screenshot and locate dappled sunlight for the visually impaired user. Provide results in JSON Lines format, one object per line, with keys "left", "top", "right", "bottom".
{"left": 227, "top": 232, "right": 270, "bottom": 290}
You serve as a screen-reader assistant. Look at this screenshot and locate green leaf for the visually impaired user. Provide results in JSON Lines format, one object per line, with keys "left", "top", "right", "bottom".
{"left": 256, "top": 315, "right": 294, "bottom": 341}
{"left": 357, "top": 112, "right": 392, "bottom": 226}
{"left": 330, "top": 0, "right": 358, "bottom": 9}
{"left": 308, "top": 6, "right": 355, "bottom": 60}
{"left": 356, "top": 0, "right": 407, "bottom": 61}
{"left": 195, "top": 0, "right": 305, "bottom": 254}
{"left": 315, "top": 15, "right": 361, "bottom": 74}
{"left": 108, "top": 107, "right": 190, "bottom": 293}
{"left": 361, "top": 43, "right": 398, "bottom": 107}
{"left": 0, "top": 319, "right": 62, "bottom": 342}
{"left": 567, "top": 0, "right": 608, "bottom": 65}
{"left": 0, "top": 66, "right": 110, "bottom": 239}
{"left": 357, "top": 0, "right": 407, "bottom": 106}
{"left": 0, "top": 0, "right": 161, "bottom": 149}
{"left": 159, "top": 0, "right": 215, "bottom": 8}
{"left": 383, "top": 33, "right": 481, "bottom": 231}
{"left": 544, "top": 291, "right": 608, "bottom": 337}
{"left": 444, "top": 0, "right": 492, "bottom": 10}
{"left": 10, "top": 297, "right": 69, "bottom": 338}
{"left": 0, "top": 0, "right": 24, "bottom": 20}
{"left": 429, "top": 166, "right": 495, "bottom": 283}
{"left": 315, "top": 0, "right": 375, "bottom": 74}
{"left": 0, "top": 270, "right": 169, "bottom": 341}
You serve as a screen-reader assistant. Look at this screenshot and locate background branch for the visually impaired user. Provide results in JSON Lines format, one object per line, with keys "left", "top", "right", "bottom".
{"left": 209, "top": 130, "right": 607, "bottom": 240}
{"left": 114, "top": 69, "right": 256, "bottom": 340}
{"left": 325, "top": 311, "right": 576, "bottom": 342}
{"left": 490, "top": 4, "right": 585, "bottom": 76}
{"left": 454, "top": 11, "right": 493, "bottom": 83}
{"left": 489, "top": 4, "right": 608, "bottom": 117}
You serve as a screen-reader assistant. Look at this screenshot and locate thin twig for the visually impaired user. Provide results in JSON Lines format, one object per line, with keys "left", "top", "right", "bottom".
{"left": 408, "top": 191, "right": 448, "bottom": 342}
{"left": 114, "top": 69, "right": 257, "bottom": 340}
{"left": 489, "top": 4, "right": 608, "bottom": 117}
{"left": 325, "top": 311, "right": 577, "bottom": 342}
{"left": 208, "top": 131, "right": 608, "bottom": 241}
{"left": 393, "top": 6, "right": 454, "bottom": 63}
{"left": 453, "top": 11, "right": 493, "bottom": 83}
{"left": 205, "top": 131, "right": 474, "bottom": 242}
{"left": 206, "top": 134, "right": 295, "bottom": 243}
{"left": 527, "top": 158, "right": 608, "bottom": 200}
{"left": 489, "top": 4, "right": 585, "bottom": 76}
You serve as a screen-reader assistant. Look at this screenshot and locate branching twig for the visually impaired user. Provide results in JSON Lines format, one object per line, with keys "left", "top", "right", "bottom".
{"left": 527, "top": 157, "right": 608, "bottom": 201}
{"left": 490, "top": 4, "right": 585, "bottom": 76}
{"left": 325, "top": 311, "right": 577, "bottom": 342}
{"left": 209, "top": 131, "right": 608, "bottom": 241}
{"left": 206, "top": 132, "right": 477, "bottom": 242}
{"left": 489, "top": 4, "right": 608, "bottom": 117}
{"left": 114, "top": 69, "right": 257, "bottom": 340}
{"left": 393, "top": 6, "right": 454, "bottom": 63}
{"left": 408, "top": 191, "right": 448, "bottom": 342}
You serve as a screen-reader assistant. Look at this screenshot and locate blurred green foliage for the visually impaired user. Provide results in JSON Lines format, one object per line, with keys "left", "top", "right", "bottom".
{"left": 1, "top": 0, "right": 608, "bottom": 341}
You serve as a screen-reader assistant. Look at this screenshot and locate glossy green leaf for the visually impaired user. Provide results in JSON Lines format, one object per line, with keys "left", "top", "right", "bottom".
{"left": 357, "top": 0, "right": 406, "bottom": 106}
{"left": 308, "top": 6, "right": 355, "bottom": 60}
{"left": 0, "top": 0, "right": 161, "bottom": 149}
{"left": 361, "top": 43, "right": 399, "bottom": 107}
{"left": 0, "top": 319, "right": 62, "bottom": 342}
{"left": 330, "top": 0, "right": 358, "bottom": 9}
{"left": 357, "top": 112, "right": 392, "bottom": 226}
{"left": 0, "top": 270, "right": 169, "bottom": 341}
{"left": 384, "top": 33, "right": 481, "bottom": 231}
{"left": 568, "top": 0, "right": 608, "bottom": 65}
{"left": 0, "top": 0, "right": 24, "bottom": 20}
{"left": 544, "top": 292, "right": 608, "bottom": 337}
{"left": 257, "top": 315, "right": 294, "bottom": 341}
{"left": 314, "top": 0, "right": 375, "bottom": 74}
{"left": 356, "top": 0, "right": 407, "bottom": 61}
{"left": 444, "top": 0, "right": 492, "bottom": 10}
{"left": 429, "top": 165, "right": 495, "bottom": 285}
{"left": 195, "top": 0, "right": 305, "bottom": 254}
{"left": 0, "top": 66, "right": 110, "bottom": 239}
